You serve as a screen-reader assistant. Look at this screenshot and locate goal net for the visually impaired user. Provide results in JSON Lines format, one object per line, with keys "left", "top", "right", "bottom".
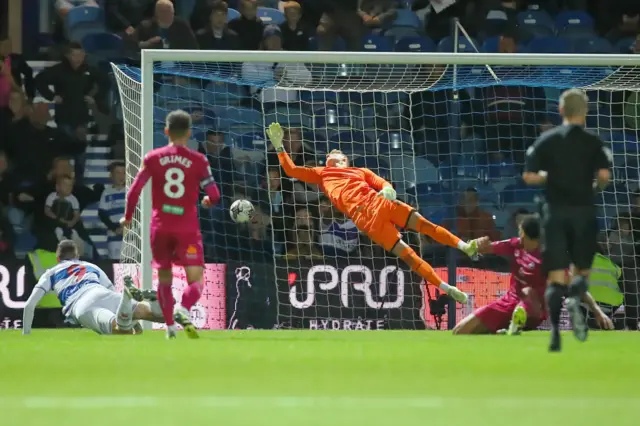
{"left": 112, "top": 50, "right": 639, "bottom": 331}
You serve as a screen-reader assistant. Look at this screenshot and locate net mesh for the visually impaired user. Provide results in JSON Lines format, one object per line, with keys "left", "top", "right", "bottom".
{"left": 112, "top": 56, "right": 639, "bottom": 331}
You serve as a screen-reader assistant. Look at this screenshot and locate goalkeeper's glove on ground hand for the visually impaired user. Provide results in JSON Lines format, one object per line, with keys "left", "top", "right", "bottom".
{"left": 378, "top": 186, "right": 396, "bottom": 201}
{"left": 266, "top": 122, "right": 284, "bottom": 152}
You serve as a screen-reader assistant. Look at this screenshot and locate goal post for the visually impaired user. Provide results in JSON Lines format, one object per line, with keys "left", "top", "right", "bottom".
{"left": 112, "top": 48, "right": 640, "bottom": 331}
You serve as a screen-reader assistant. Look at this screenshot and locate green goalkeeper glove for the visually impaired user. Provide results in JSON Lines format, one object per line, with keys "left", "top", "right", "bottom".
{"left": 266, "top": 122, "right": 284, "bottom": 152}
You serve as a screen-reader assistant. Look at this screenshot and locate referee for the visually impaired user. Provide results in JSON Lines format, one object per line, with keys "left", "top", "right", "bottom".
{"left": 523, "top": 88, "right": 612, "bottom": 352}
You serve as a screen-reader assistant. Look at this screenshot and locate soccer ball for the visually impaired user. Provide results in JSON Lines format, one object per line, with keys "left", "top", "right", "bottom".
{"left": 230, "top": 199, "right": 254, "bottom": 223}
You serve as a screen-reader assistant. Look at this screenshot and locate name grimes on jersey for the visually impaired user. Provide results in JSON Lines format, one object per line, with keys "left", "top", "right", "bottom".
{"left": 159, "top": 155, "right": 193, "bottom": 168}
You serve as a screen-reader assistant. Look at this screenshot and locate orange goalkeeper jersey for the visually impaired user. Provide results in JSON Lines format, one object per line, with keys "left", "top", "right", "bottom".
{"left": 278, "top": 152, "right": 392, "bottom": 230}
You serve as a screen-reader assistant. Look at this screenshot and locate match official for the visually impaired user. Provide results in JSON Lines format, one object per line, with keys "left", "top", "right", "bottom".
{"left": 523, "top": 88, "right": 612, "bottom": 352}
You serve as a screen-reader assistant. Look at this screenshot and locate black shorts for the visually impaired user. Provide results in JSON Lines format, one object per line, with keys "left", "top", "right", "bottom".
{"left": 540, "top": 204, "right": 598, "bottom": 272}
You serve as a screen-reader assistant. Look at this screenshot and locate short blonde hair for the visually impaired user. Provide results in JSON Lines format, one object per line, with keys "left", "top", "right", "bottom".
{"left": 559, "top": 88, "right": 589, "bottom": 118}
{"left": 282, "top": 1, "right": 301, "bottom": 12}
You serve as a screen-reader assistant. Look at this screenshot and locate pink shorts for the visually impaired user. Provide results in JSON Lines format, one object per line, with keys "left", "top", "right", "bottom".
{"left": 474, "top": 292, "right": 545, "bottom": 333}
{"left": 150, "top": 229, "right": 204, "bottom": 269}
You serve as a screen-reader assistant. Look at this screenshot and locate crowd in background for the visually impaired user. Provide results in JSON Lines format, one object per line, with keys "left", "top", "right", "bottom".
{"left": 0, "top": 0, "right": 638, "bottom": 279}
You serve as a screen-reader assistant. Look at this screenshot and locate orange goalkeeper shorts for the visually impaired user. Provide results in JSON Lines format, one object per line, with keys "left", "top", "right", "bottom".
{"left": 352, "top": 198, "right": 415, "bottom": 252}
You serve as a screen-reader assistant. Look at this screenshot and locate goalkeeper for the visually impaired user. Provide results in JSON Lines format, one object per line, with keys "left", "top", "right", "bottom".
{"left": 267, "top": 122, "right": 487, "bottom": 303}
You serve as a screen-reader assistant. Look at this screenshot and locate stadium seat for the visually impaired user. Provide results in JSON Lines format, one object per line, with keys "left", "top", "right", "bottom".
{"left": 568, "top": 35, "right": 613, "bottom": 54}
{"left": 395, "top": 36, "right": 436, "bottom": 52}
{"left": 384, "top": 27, "right": 421, "bottom": 41}
{"left": 257, "top": 7, "right": 285, "bottom": 25}
{"left": 527, "top": 36, "right": 571, "bottom": 53}
{"left": 300, "top": 91, "right": 339, "bottom": 104}
{"left": 501, "top": 181, "right": 540, "bottom": 205}
{"left": 516, "top": 10, "right": 555, "bottom": 39}
{"left": 264, "top": 106, "right": 312, "bottom": 128}
{"left": 235, "top": 132, "right": 266, "bottom": 151}
{"left": 615, "top": 37, "right": 635, "bottom": 54}
{"left": 314, "top": 105, "right": 351, "bottom": 129}
{"left": 555, "top": 10, "right": 594, "bottom": 32}
{"left": 390, "top": 9, "right": 421, "bottom": 29}
{"left": 213, "top": 106, "right": 261, "bottom": 128}
{"left": 308, "top": 36, "right": 347, "bottom": 51}
{"left": 328, "top": 132, "right": 370, "bottom": 154}
{"left": 66, "top": 5, "right": 105, "bottom": 41}
{"left": 409, "top": 182, "right": 449, "bottom": 207}
{"left": 361, "top": 35, "right": 393, "bottom": 52}
{"left": 377, "top": 131, "right": 414, "bottom": 154}
{"left": 437, "top": 35, "right": 478, "bottom": 52}
{"left": 227, "top": 8, "right": 240, "bottom": 21}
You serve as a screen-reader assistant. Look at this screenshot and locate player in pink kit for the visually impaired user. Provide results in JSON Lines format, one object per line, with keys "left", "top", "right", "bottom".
{"left": 454, "top": 215, "right": 612, "bottom": 335}
{"left": 121, "top": 110, "right": 221, "bottom": 339}
{"left": 454, "top": 215, "right": 547, "bottom": 335}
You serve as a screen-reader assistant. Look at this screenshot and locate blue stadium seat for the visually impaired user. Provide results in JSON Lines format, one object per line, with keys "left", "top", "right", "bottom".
{"left": 395, "top": 36, "right": 436, "bottom": 52}
{"left": 264, "top": 106, "right": 311, "bottom": 128}
{"left": 384, "top": 27, "right": 421, "bottom": 41}
{"left": 527, "top": 36, "right": 571, "bottom": 53}
{"left": 66, "top": 5, "right": 105, "bottom": 41}
{"left": 213, "top": 106, "right": 261, "bottom": 128}
{"left": 314, "top": 105, "right": 351, "bottom": 129}
{"left": 555, "top": 10, "right": 594, "bottom": 32}
{"left": 377, "top": 131, "right": 413, "bottom": 154}
{"left": 362, "top": 35, "right": 393, "bottom": 52}
{"left": 601, "top": 184, "right": 631, "bottom": 207}
{"left": 437, "top": 36, "right": 478, "bottom": 52}
{"left": 516, "top": 10, "right": 555, "bottom": 39}
{"left": 300, "top": 91, "right": 339, "bottom": 104}
{"left": 257, "top": 7, "right": 285, "bottom": 25}
{"left": 308, "top": 36, "right": 347, "bottom": 51}
{"left": 235, "top": 132, "right": 266, "bottom": 151}
{"left": 390, "top": 9, "right": 422, "bottom": 29}
{"left": 328, "top": 132, "right": 370, "bottom": 154}
{"left": 568, "top": 36, "right": 613, "bottom": 54}
{"left": 501, "top": 182, "right": 540, "bottom": 205}
{"left": 409, "top": 182, "right": 448, "bottom": 207}
{"left": 227, "top": 8, "right": 240, "bottom": 21}
{"left": 615, "top": 37, "right": 635, "bottom": 53}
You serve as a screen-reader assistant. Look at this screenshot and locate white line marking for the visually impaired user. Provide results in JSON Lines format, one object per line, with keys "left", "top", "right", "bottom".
{"left": 0, "top": 396, "right": 637, "bottom": 410}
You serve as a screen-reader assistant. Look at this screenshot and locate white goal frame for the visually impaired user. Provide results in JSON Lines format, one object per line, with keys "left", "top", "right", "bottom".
{"left": 137, "top": 48, "right": 639, "bottom": 297}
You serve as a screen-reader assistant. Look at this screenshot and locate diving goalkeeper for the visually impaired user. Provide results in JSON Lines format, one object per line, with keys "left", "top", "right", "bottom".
{"left": 267, "top": 122, "right": 487, "bottom": 303}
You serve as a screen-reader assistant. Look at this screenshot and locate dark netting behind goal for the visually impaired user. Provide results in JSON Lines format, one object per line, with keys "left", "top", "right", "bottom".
{"left": 113, "top": 57, "right": 639, "bottom": 331}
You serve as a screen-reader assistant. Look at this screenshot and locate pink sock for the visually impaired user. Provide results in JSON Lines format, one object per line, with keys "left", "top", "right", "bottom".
{"left": 181, "top": 281, "right": 202, "bottom": 311}
{"left": 157, "top": 283, "right": 175, "bottom": 326}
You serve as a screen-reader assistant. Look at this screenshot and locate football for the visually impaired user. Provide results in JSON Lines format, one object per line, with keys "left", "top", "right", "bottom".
{"left": 230, "top": 199, "right": 255, "bottom": 223}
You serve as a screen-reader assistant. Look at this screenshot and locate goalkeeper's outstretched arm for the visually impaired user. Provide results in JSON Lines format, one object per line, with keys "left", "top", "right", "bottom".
{"left": 267, "top": 122, "right": 323, "bottom": 184}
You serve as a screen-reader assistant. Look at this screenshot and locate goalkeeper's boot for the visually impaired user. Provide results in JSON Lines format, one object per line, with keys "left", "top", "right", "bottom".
{"left": 123, "top": 276, "right": 144, "bottom": 302}
{"left": 507, "top": 305, "right": 527, "bottom": 336}
{"left": 446, "top": 286, "right": 468, "bottom": 304}
{"left": 174, "top": 306, "right": 199, "bottom": 339}
{"left": 141, "top": 289, "right": 158, "bottom": 302}
{"left": 566, "top": 297, "right": 588, "bottom": 342}
{"left": 461, "top": 239, "right": 480, "bottom": 260}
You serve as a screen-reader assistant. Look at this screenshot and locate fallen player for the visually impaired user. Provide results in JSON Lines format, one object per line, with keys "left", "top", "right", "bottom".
{"left": 267, "top": 122, "right": 485, "bottom": 303}
{"left": 453, "top": 215, "right": 613, "bottom": 335}
{"left": 22, "top": 240, "right": 165, "bottom": 335}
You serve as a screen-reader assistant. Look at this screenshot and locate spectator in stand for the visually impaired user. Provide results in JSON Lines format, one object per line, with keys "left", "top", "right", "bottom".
{"left": 451, "top": 188, "right": 501, "bottom": 242}
{"left": 358, "top": 0, "right": 398, "bottom": 30}
{"left": 241, "top": 26, "right": 312, "bottom": 109}
{"left": 7, "top": 103, "right": 85, "bottom": 186}
{"left": 317, "top": 196, "right": 359, "bottom": 256}
{"left": 280, "top": 2, "right": 309, "bottom": 51}
{"left": 0, "top": 38, "right": 34, "bottom": 101}
{"left": 105, "top": 0, "right": 156, "bottom": 35}
{"left": 55, "top": 0, "right": 99, "bottom": 18}
{"left": 228, "top": 0, "right": 265, "bottom": 50}
{"left": 34, "top": 42, "right": 98, "bottom": 131}
{"left": 503, "top": 207, "right": 530, "bottom": 239}
{"left": 297, "top": 0, "right": 364, "bottom": 51}
{"left": 44, "top": 175, "right": 82, "bottom": 243}
{"left": 599, "top": 213, "right": 636, "bottom": 267}
{"left": 606, "top": 6, "right": 640, "bottom": 44}
{"left": 98, "top": 162, "right": 126, "bottom": 260}
{"left": 0, "top": 90, "right": 30, "bottom": 153}
{"left": 244, "top": 207, "right": 274, "bottom": 257}
{"left": 286, "top": 211, "right": 322, "bottom": 259}
{"left": 198, "top": 130, "right": 234, "bottom": 199}
{"left": 129, "top": 0, "right": 198, "bottom": 51}
{"left": 196, "top": 1, "right": 241, "bottom": 50}
{"left": 0, "top": 150, "right": 23, "bottom": 235}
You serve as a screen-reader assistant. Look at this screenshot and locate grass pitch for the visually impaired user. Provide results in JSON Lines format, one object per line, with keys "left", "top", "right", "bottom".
{"left": 2, "top": 330, "right": 639, "bottom": 426}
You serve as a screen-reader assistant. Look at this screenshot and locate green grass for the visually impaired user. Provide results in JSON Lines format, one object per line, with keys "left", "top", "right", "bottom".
{"left": 1, "top": 330, "right": 639, "bottom": 426}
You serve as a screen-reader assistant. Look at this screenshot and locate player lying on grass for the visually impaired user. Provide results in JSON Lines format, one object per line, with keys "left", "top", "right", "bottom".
{"left": 453, "top": 215, "right": 613, "bottom": 335}
{"left": 122, "top": 110, "right": 221, "bottom": 339}
{"left": 267, "top": 122, "right": 484, "bottom": 303}
{"left": 22, "top": 240, "right": 166, "bottom": 335}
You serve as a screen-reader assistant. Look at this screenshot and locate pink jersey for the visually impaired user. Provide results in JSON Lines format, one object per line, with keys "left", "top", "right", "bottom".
{"left": 124, "top": 144, "right": 220, "bottom": 233}
{"left": 491, "top": 238, "right": 546, "bottom": 299}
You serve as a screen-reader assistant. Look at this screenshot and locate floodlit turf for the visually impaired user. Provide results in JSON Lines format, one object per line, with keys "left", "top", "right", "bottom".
{"left": 1, "top": 330, "right": 639, "bottom": 426}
